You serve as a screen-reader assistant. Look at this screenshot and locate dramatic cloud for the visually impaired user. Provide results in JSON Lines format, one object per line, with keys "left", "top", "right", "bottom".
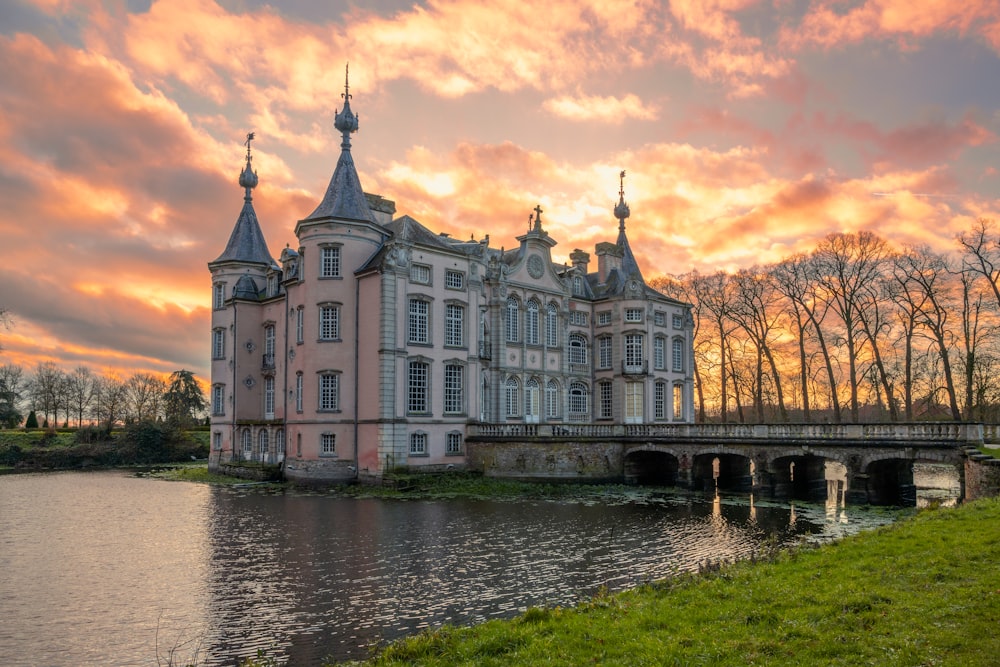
{"left": 0, "top": 0, "right": 997, "bottom": 384}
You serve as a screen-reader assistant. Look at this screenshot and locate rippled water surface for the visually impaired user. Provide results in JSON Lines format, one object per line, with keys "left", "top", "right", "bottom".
{"left": 0, "top": 471, "right": 902, "bottom": 666}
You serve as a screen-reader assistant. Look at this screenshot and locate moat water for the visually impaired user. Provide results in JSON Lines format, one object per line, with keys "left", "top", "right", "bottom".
{"left": 0, "top": 470, "right": 907, "bottom": 666}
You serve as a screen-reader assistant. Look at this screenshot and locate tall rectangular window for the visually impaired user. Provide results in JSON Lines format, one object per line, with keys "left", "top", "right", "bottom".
{"left": 213, "top": 283, "right": 225, "bottom": 309}
{"left": 296, "top": 307, "right": 304, "bottom": 344}
{"left": 654, "top": 337, "right": 665, "bottom": 370}
{"left": 545, "top": 380, "right": 559, "bottom": 419}
{"left": 408, "top": 361, "right": 429, "bottom": 413}
{"left": 598, "top": 336, "right": 612, "bottom": 369}
{"left": 444, "top": 364, "right": 463, "bottom": 414}
{"left": 410, "top": 432, "right": 427, "bottom": 455}
{"left": 212, "top": 329, "right": 225, "bottom": 359}
{"left": 295, "top": 373, "right": 303, "bottom": 412}
{"left": 525, "top": 300, "right": 539, "bottom": 345}
{"left": 320, "top": 246, "right": 341, "bottom": 277}
{"left": 319, "top": 305, "right": 339, "bottom": 340}
{"left": 506, "top": 297, "right": 519, "bottom": 343}
{"left": 625, "top": 334, "right": 643, "bottom": 368}
{"left": 446, "top": 432, "right": 463, "bottom": 454}
{"left": 212, "top": 385, "right": 225, "bottom": 415}
{"left": 599, "top": 382, "right": 613, "bottom": 419}
{"left": 568, "top": 334, "right": 587, "bottom": 365}
{"left": 319, "top": 373, "right": 339, "bottom": 411}
{"left": 655, "top": 382, "right": 666, "bottom": 419}
{"left": 264, "top": 377, "right": 274, "bottom": 418}
{"left": 673, "top": 384, "right": 684, "bottom": 420}
{"left": 672, "top": 338, "right": 684, "bottom": 372}
{"left": 545, "top": 304, "right": 558, "bottom": 347}
{"left": 409, "top": 300, "right": 429, "bottom": 344}
{"left": 264, "top": 325, "right": 275, "bottom": 364}
{"left": 445, "top": 304, "right": 464, "bottom": 347}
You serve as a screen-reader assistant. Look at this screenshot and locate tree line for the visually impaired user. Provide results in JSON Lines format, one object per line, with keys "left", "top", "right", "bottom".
{"left": 652, "top": 218, "right": 1000, "bottom": 424}
{"left": 0, "top": 364, "right": 206, "bottom": 430}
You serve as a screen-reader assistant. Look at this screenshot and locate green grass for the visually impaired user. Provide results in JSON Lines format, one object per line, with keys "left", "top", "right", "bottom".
{"left": 0, "top": 429, "right": 77, "bottom": 449}
{"left": 341, "top": 497, "right": 1000, "bottom": 667}
{"left": 144, "top": 462, "right": 250, "bottom": 485}
{"left": 977, "top": 444, "right": 1000, "bottom": 459}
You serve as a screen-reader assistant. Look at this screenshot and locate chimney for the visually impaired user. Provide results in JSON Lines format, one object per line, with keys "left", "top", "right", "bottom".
{"left": 595, "top": 242, "right": 623, "bottom": 284}
{"left": 570, "top": 248, "right": 590, "bottom": 274}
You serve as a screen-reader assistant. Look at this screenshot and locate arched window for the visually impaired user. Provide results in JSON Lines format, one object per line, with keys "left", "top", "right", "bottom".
{"left": 258, "top": 429, "right": 269, "bottom": 455}
{"left": 568, "top": 333, "right": 588, "bottom": 366}
{"left": 505, "top": 377, "right": 520, "bottom": 417}
{"left": 545, "top": 303, "right": 558, "bottom": 347}
{"left": 275, "top": 429, "right": 285, "bottom": 453}
{"left": 545, "top": 379, "right": 560, "bottom": 419}
{"left": 569, "top": 382, "right": 589, "bottom": 418}
{"left": 241, "top": 429, "right": 252, "bottom": 454}
{"left": 526, "top": 299, "right": 540, "bottom": 345}
{"left": 525, "top": 378, "right": 540, "bottom": 421}
{"left": 506, "top": 296, "right": 520, "bottom": 343}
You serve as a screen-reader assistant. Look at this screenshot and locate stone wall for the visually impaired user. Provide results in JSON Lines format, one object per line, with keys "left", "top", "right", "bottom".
{"left": 467, "top": 440, "right": 624, "bottom": 482}
{"left": 964, "top": 449, "right": 1000, "bottom": 500}
{"left": 217, "top": 462, "right": 283, "bottom": 482}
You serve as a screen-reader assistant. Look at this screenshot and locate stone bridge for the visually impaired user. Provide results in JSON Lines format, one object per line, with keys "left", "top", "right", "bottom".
{"left": 466, "top": 422, "right": 989, "bottom": 505}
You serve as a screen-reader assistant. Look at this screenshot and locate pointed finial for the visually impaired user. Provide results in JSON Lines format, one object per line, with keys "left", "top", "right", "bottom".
{"left": 239, "top": 131, "right": 259, "bottom": 197}
{"left": 614, "top": 169, "right": 630, "bottom": 230}
{"left": 334, "top": 62, "right": 359, "bottom": 140}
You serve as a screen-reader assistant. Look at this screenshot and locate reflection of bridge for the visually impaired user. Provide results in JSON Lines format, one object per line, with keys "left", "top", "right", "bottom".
{"left": 466, "top": 423, "right": 985, "bottom": 506}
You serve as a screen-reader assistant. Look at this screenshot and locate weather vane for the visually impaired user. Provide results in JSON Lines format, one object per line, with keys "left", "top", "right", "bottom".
{"left": 343, "top": 62, "right": 351, "bottom": 101}
{"left": 619, "top": 170, "right": 626, "bottom": 197}
{"left": 245, "top": 132, "right": 255, "bottom": 162}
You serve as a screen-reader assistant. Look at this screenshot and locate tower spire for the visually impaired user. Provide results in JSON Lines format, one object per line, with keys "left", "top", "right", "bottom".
{"left": 614, "top": 169, "right": 630, "bottom": 233}
{"left": 334, "top": 62, "right": 359, "bottom": 147}
{"left": 238, "top": 131, "right": 258, "bottom": 201}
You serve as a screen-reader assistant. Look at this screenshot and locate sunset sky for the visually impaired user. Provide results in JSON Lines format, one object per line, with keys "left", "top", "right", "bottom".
{"left": 0, "top": 0, "right": 998, "bottom": 384}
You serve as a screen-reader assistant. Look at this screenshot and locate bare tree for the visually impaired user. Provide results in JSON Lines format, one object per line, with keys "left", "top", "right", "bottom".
{"left": 66, "top": 366, "right": 95, "bottom": 427}
{"left": 30, "top": 362, "right": 65, "bottom": 427}
{"left": 126, "top": 372, "right": 167, "bottom": 423}
{"left": 957, "top": 218, "right": 1000, "bottom": 310}
{"left": 695, "top": 271, "right": 739, "bottom": 422}
{"left": 813, "top": 231, "right": 890, "bottom": 422}
{"left": 0, "top": 363, "right": 25, "bottom": 428}
{"left": 729, "top": 267, "right": 789, "bottom": 422}
{"left": 93, "top": 373, "right": 128, "bottom": 431}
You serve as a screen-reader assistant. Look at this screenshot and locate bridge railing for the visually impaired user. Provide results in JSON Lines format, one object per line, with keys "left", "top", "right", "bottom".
{"left": 467, "top": 422, "right": 985, "bottom": 443}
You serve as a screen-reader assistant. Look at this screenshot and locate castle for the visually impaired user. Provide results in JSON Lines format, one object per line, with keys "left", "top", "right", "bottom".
{"left": 208, "top": 75, "right": 694, "bottom": 483}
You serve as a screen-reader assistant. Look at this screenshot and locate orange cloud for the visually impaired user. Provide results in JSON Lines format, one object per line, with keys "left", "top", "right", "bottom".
{"left": 782, "top": 0, "right": 1000, "bottom": 52}
{"left": 543, "top": 93, "right": 660, "bottom": 122}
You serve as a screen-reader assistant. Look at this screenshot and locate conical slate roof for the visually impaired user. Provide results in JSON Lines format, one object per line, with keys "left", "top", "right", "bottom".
{"left": 302, "top": 66, "right": 374, "bottom": 224}
{"left": 211, "top": 156, "right": 274, "bottom": 267}
{"left": 303, "top": 146, "right": 374, "bottom": 223}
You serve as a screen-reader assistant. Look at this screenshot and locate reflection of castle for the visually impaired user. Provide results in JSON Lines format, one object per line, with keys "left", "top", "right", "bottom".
{"left": 207, "top": 74, "right": 694, "bottom": 483}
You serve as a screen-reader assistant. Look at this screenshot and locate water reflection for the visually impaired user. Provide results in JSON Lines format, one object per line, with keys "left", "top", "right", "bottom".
{"left": 0, "top": 472, "right": 903, "bottom": 667}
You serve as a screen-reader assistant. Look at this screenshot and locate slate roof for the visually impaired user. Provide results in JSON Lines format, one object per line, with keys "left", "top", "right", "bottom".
{"left": 211, "top": 198, "right": 274, "bottom": 267}
{"left": 303, "top": 144, "right": 375, "bottom": 223}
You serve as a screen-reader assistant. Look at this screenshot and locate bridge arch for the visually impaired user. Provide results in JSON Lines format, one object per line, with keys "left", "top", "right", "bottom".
{"left": 623, "top": 447, "right": 679, "bottom": 486}
{"left": 691, "top": 452, "right": 753, "bottom": 492}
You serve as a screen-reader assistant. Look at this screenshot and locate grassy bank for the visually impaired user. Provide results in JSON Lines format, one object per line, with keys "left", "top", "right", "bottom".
{"left": 342, "top": 497, "right": 1000, "bottom": 667}
{"left": 0, "top": 424, "right": 209, "bottom": 470}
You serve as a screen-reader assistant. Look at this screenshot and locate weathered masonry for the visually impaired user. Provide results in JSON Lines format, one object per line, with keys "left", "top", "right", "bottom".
{"left": 466, "top": 422, "right": 994, "bottom": 505}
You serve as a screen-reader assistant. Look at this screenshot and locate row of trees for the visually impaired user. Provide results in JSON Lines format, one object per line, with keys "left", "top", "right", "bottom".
{"left": 653, "top": 218, "right": 1000, "bottom": 424}
{"left": 0, "top": 364, "right": 207, "bottom": 429}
